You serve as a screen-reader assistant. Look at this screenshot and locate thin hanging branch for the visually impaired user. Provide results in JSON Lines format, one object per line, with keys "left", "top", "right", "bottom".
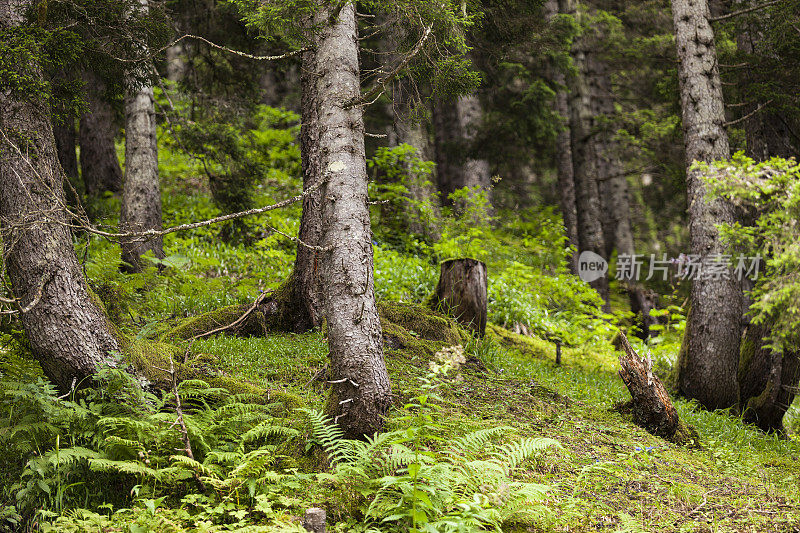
{"left": 161, "top": 34, "right": 309, "bottom": 61}
{"left": 724, "top": 99, "right": 774, "bottom": 127}
{"left": 346, "top": 24, "right": 433, "bottom": 109}
{"left": 708, "top": 0, "right": 781, "bottom": 22}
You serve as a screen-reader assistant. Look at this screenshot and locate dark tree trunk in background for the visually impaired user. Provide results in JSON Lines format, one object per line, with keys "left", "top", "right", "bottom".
{"left": 738, "top": 321, "right": 800, "bottom": 433}
{"left": 52, "top": 107, "right": 79, "bottom": 184}
{"left": 120, "top": 0, "right": 164, "bottom": 273}
{"left": 433, "top": 93, "right": 492, "bottom": 205}
{"left": 0, "top": 0, "right": 122, "bottom": 392}
{"left": 302, "top": 2, "right": 391, "bottom": 438}
{"left": 545, "top": 0, "right": 579, "bottom": 274}
{"left": 165, "top": 42, "right": 186, "bottom": 83}
{"left": 672, "top": 0, "right": 742, "bottom": 410}
{"left": 560, "top": 0, "right": 609, "bottom": 305}
{"left": 733, "top": 3, "right": 800, "bottom": 431}
{"left": 736, "top": 3, "right": 799, "bottom": 160}
{"left": 430, "top": 259, "right": 488, "bottom": 337}
{"left": 79, "top": 71, "right": 124, "bottom": 195}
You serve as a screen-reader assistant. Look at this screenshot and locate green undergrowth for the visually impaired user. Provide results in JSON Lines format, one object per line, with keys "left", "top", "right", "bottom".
{"left": 2, "top": 297, "right": 800, "bottom": 531}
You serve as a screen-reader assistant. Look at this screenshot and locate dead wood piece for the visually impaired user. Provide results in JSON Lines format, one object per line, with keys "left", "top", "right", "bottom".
{"left": 430, "top": 258, "right": 487, "bottom": 337}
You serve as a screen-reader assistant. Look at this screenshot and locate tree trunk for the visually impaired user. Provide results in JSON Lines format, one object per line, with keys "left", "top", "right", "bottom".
{"left": 672, "top": 0, "right": 742, "bottom": 410}
{"left": 120, "top": 82, "right": 164, "bottom": 272}
{"left": 545, "top": 0, "right": 579, "bottom": 274}
{"left": 303, "top": 2, "right": 391, "bottom": 438}
{"left": 165, "top": 42, "right": 186, "bottom": 84}
{"left": 433, "top": 93, "right": 492, "bottom": 205}
{"left": 736, "top": 3, "right": 799, "bottom": 160}
{"left": 78, "top": 71, "right": 124, "bottom": 195}
{"left": 738, "top": 322, "right": 800, "bottom": 433}
{"left": 616, "top": 332, "right": 697, "bottom": 445}
{"left": 52, "top": 106, "right": 79, "bottom": 184}
{"left": 0, "top": 0, "right": 123, "bottom": 392}
{"left": 120, "top": 0, "right": 164, "bottom": 273}
{"left": 560, "top": 0, "right": 609, "bottom": 305}
{"left": 430, "top": 259, "right": 488, "bottom": 337}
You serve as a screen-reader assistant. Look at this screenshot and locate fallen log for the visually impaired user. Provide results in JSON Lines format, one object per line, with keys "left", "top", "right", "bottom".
{"left": 616, "top": 331, "right": 698, "bottom": 446}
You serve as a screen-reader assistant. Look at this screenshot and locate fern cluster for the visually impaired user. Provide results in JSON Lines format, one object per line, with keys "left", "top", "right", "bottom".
{"left": 304, "top": 387, "right": 561, "bottom": 532}
{"left": 0, "top": 358, "right": 309, "bottom": 530}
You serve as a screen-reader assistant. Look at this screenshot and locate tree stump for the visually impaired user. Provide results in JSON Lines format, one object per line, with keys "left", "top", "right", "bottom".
{"left": 616, "top": 331, "right": 697, "bottom": 445}
{"left": 430, "top": 258, "right": 487, "bottom": 337}
{"left": 302, "top": 507, "right": 326, "bottom": 532}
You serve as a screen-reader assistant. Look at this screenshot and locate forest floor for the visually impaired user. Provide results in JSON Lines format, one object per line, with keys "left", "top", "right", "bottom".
{"left": 188, "top": 310, "right": 800, "bottom": 532}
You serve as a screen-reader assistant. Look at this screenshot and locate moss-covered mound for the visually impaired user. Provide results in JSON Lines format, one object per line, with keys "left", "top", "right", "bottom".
{"left": 378, "top": 301, "right": 466, "bottom": 358}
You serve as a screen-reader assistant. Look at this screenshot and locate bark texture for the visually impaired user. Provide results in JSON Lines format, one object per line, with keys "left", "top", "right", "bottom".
{"left": 430, "top": 259, "right": 488, "bottom": 337}
{"left": 433, "top": 93, "right": 492, "bottom": 204}
{"left": 304, "top": 2, "right": 391, "bottom": 438}
{"left": 78, "top": 71, "right": 124, "bottom": 195}
{"left": 617, "top": 332, "right": 678, "bottom": 438}
{"left": 0, "top": 0, "right": 122, "bottom": 391}
{"left": 672, "top": 0, "right": 742, "bottom": 410}
{"left": 560, "top": 0, "right": 609, "bottom": 304}
{"left": 738, "top": 322, "right": 800, "bottom": 432}
{"left": 120, "top": 0, "right": 164, "bottom": 273}
{"left": 52, "top": 106, "right": 79, "bottom": 183}
{"left": 120, "top": 82, "right": 164, "bottom": 272}
{"left": 545, "top": 0, "right": 579, "bottom": 274}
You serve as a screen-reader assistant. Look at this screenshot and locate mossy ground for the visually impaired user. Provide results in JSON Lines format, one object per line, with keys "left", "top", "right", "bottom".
{"left": 160, "top": 301, "right": 800, "bottom": 532}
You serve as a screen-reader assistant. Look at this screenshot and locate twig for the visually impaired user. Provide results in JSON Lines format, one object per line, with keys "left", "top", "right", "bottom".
{"left": 724, "top": 99, "right": 774, "bottom": 127}
{"left": 165, "top": 34, "right": 308, "bottom": 62}
{"left": 188, "top": 290, "right": 273, "bottom": 342}
{"left": 168, "top": 355, "right": 206, "bottom": 489}
{"left": 709, "top": 0, "right": 781, "bottom": 22}
{"left": 347, "top": 24, "right": 433, "bottom": 108}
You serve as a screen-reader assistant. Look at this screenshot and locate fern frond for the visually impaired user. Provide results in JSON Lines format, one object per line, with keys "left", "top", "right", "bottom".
{"left": 88, "top": 458, "right": 162, "bottom": 480}
{"left": 239, "top": 422, "right": 299, "bottom": 450}
{"left": 298, "top": 408, "right": 353, "bottom": 465}
{"left": 489, "top": 437, "right": 561, "bottom": 471}
{"left": 446, "top": 426, "right": 511, "bottom": 460}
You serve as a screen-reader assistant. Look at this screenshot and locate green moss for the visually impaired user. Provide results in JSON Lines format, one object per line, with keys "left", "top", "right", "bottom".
{"left": 486, "top": 324, "right": 551, "bottom": 359}
{"left": 159, "top": 305, "right": 250, "bottom": 342}
{"left": 671, "top": 419, "right": 701, "bottom": 447}
{"left": 378, "top": 301, "right": 465, "bottom": 359}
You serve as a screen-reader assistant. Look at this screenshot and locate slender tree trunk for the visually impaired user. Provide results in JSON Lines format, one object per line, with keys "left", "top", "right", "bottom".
{"left": 672, "top": 0, "right": 742, "bottom": 410}
{"left": 78, "top": 71, "right": 124, "bottom": 195}
{"left": 165, "top": 42, "right": 186, "bottom": 83}
{"left": 560, "top": 0, "right": 609, "bottom": 304}
{"left": 120, "top": 0, "right": 164, "bottom": 273}
{"left": 0, "top": 0, "right": 122, "bottom": 392}
{"left": 302, "top": 2, "right": 391, "bottom": 437}
{"left": 545, "top": 0, "right": 579, "bottom": 274}
{"left": 433, "top": 92, "right": 492, "bottom": 205}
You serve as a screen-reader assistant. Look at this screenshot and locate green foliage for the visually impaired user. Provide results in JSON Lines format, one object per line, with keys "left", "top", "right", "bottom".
{"left": 303, "top": 362, "right": 561, "bottom": 532}
{"left": 702, "top": 154, "right": 800, "bottom": 352}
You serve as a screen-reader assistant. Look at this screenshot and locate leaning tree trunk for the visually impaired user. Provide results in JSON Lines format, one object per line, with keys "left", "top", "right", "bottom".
{"left": 544, "top": 0, "right": 579, "bottom": 274}
{"left": 304, "top": 1, "right": 391, "bottom": 438}
{"left": 0, "top": 0, "right": 122, "bottom": 392}
{"left": 78, "top": 71, "right": 124, "bottom": 195}
{"left": 430, "top": 259, "right": 488, "bottom": 337}
{"left": 559, "top": 0, "right": 609, "bottom": 305}
{"left": 120, "top": 0, "right": 164, "bottom": 273}
{"left": 672, "top": 0, "right": 743, "bottom": 410}
{"left": 52, "top": 105, "right": 79, "bottom": 185}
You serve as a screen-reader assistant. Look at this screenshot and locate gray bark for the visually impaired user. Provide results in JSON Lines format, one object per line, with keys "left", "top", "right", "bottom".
{"left": 735, "top": 4, "right": 798, "bottom": 160}
{"left": 433, "top": 93, "right": 492, "bottom": 204}
{"left": 0, "top": 0, "right": 122, "bottom": 391}
{"left": 560, "top": 0, "right": 609, "bottom": 304}
{"left": 672, "top": 0, "right": 743, "bottom": 410}
{"left": 78, "top": 71, "right": 124, "bottom": 195}
{"left": 303, "top": 2, "right": 391, "bottom": 437}
{"left": 165, "top": 42, "right": 186, "bottom": 83}
{"left": 545, "top": 0, "right": 579, "bottom": 273}
{"left": 120, "top": 0, "right": 164, "bottom": 272}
